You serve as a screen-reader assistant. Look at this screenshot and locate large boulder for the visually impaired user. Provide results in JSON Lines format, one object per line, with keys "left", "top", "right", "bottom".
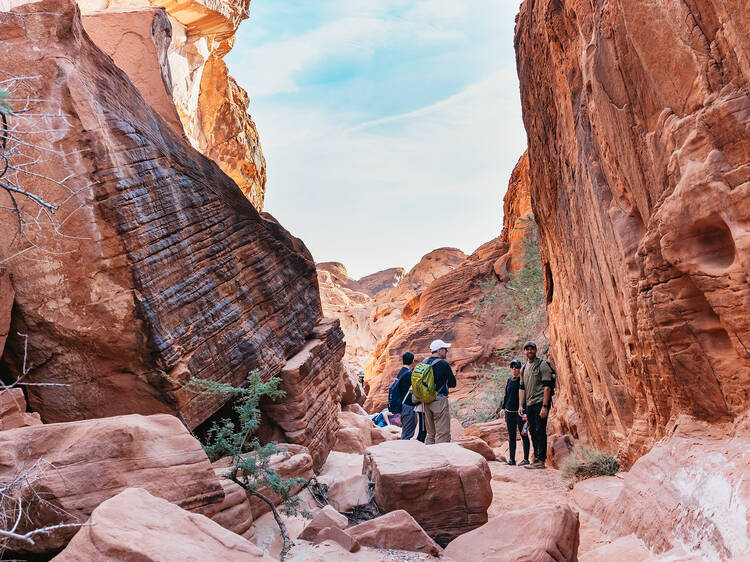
{"left": 455, "top": 435, "right": 496, "bottom": 461}
{"left": 0, "top": 0, "right": 344, "bottom": 471}
{"left": 52, "top": 488, "right": 273, "bottom": 561}
{"left": 443, "top": 502, "right": 580, "bottom": 561}
{"left": 363, "top": 440, "right": 492, "bottom": 546}
{"left": 0, "top": 413, "right": 223, "bottom": 555}
{"left": 516, "top": 0, "right": 750, "bottom": 462}
{"left": 347, "top": 510, "right": 442, "bottom": 555}
{"left": 326, "top": 474, "right": 370, "bottom": 512}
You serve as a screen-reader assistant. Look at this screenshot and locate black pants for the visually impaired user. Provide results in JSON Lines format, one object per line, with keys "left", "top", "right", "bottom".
{"left": 401, "top": 404, "right": 417, "bottom": 439}
{"left": 526, "top": 402, "right": 548, "bottom": 463}
{"left": 505, "top": 411, "right": 530, "bottom": 463}
{"left": 416, "top": 411, "right": 426, "bottom": 442}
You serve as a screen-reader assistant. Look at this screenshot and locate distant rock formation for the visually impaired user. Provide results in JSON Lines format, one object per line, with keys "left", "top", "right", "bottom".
{"left": 77, "top": 0, "right": 266, "bottom": 208}
{"left": 317, "top": 250, "right": 465, "bottom": 373}
{"left": 0, "top": 0, "right": 343, "bottom": 467}
{"left": 516, "top": 0, "right": 750, "bottom": 462}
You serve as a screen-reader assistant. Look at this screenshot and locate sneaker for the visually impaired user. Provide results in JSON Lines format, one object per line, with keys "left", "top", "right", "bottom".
{"left": 524, "top": 460, "right": 546, "bottom": 469}
{"left": 503, "top": 460, "right": 516, "bottom": 466}
{"left": 518, "top": 459, "right": 530, "bottom": 466}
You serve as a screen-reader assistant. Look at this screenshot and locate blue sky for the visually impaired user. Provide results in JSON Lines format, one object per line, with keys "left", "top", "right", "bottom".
{"left": 226, "top": 0, "right": 526, "bottom": 279}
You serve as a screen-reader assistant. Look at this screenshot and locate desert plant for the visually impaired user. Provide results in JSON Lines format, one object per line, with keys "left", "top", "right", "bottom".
{"left": 504, "top": 217, "right": 545, "bottom": 340}
{"left": 177, "top": 372, "right": 308, "bottom": 561}
{"left": 560, "top": 445, "right": 620, "bottom": 484}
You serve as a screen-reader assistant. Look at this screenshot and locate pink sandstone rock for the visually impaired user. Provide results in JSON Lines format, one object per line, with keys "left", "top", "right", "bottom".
{"left": 52, "top": 488, "right": 272, "bottom": 561}
{"left": 0, "top": 413, "right": 223, "bottom": 556}
{"left": 454, "top": 435, "right": 496, "bottom": 461}
{"left": 0, "top": 387, "right": 42, "bottom": 431}
{"left": 462, "top": 419, "right": 507, "bottom": 448}
{"left": 312, "top": 527, "right": 361, "bottom": 553}
{"left": 443, "top": 502, "right": 580, "bottom": 561}
{"left": 333, "top": 410, "right": 398, "bottom": 455}
{"left": 210, "top": 465, "right": 254, "bottom": 540}
{"left": 326, "top": 474, "right": 370, "bottom": 512}
{"left": 547, "top": 434, "right": 575, "bottom": 469}
{"left": 363, "top": 440, "right": 492, "bottom": 546}
{"left": 298, "top": 505, "right": 348, "bottom": 542}
{"left": 347, "top": 509, "right": 442, "bottom": 555}
{"left": 516, "top": 0, "right": 750, "bottom": 462}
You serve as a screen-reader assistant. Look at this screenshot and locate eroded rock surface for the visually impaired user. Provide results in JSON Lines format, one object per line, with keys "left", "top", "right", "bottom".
{"left": 53, "top": 488, "right": 272, "bottom": 561}
{"left": 0, "top": 413, "right": 223, "bottom": 555}
{"left": 516, "top": 0, "right": 750, "bottom": 461}
{"left": 0, "top": 0, "right": 344, "bottom": 471}
{"left": 574, "top": 415, "right": 750, "bottom": 559}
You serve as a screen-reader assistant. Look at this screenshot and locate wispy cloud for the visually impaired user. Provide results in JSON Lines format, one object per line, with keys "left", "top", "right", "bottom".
{"left": 227, "top": 0, "right": 526, "bottom": 279}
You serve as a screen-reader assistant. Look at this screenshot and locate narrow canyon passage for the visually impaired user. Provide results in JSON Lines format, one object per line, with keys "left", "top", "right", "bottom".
{"left": 0, "top": 0, "right": 749, "bottom": 560}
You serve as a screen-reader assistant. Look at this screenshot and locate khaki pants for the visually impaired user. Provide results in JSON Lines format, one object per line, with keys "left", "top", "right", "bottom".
{"left": 424, "top": 395, "right": 451, "bottom": 444}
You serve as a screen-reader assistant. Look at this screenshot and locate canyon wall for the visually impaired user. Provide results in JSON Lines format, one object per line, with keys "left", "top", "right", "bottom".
{"left": 0, "top": 0, "right": 342, "bottom": 466}
{"left": 516, "top": 0, "right": 750, "bottom": 462}
{"left": 77, "top": 0, "right": 266, "bottom": 208}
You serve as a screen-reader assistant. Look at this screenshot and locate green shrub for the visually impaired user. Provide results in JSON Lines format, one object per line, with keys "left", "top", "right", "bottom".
{"left": 560, "top": 446, "right": 620, "bottom": 483}
{"left": 450, "top": 364, "right": 511, "bottom": 425}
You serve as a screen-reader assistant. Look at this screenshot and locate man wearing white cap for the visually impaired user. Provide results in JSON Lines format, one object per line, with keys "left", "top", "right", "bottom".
{"left": 424, "top": 339, "right": 456, "bottom": 444}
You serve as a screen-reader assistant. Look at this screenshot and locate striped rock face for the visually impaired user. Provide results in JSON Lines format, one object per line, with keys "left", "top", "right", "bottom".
{"left": 0, "top": 0, "right": 344, "bottom": 466}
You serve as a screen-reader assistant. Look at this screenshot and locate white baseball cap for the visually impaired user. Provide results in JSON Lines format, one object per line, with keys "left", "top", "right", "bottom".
{"left": 429, "top": 339, "right": 451, "bottom": 353}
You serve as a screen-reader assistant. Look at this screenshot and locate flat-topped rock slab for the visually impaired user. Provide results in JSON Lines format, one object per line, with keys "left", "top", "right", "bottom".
{"left": 363, "top": 440, "right": 492, "bottom": 546}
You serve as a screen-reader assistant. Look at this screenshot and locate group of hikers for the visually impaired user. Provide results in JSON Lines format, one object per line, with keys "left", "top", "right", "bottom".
{"left": 386, "top": 339, "right": 555, "bottom": 469}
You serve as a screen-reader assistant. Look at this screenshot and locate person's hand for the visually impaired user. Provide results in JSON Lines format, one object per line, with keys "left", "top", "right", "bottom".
{"left": 521, "top": 413, "right": 527, "bottom": 421}
{"left": 540, "top": 406, "right": 548, "bottom": 419}
{"left": 499, "top": 409, "right": 505, "bottom": 416}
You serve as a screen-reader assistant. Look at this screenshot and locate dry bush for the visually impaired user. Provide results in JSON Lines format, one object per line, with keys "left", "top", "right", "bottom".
{"left": 560, "top": 445, "right": 619, "bottom": 484}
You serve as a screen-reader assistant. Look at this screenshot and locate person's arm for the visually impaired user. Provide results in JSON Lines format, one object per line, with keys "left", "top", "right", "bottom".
{"left": 540, "top": 362, "right": 554, "bottom": 419}
{"left": 446, "top": 363, "right": 457, "bottom": 388}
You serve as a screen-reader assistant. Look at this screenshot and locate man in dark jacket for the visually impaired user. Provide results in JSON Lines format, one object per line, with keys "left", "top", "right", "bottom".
{"left": 500, "top": 360, "right": 530, "bottom": 466}
{"left": 396, "top": 352, "right": 418, "bottom": 440}
{"left": 424, "top": 339, "right": 457, "bottom": 444}
{"left": 518, "top": 341, "right": 554, "bottom": 469}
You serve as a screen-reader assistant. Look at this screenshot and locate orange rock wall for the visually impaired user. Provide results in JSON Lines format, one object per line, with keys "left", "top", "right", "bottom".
{"left": 515, "top": 0, "right": 750, "bottom": 462}
{"left": 0, "top": 0, "right": 342, "bottom": 473}
{"left": 76, "top": 0, "right": 266, "bottom": 208}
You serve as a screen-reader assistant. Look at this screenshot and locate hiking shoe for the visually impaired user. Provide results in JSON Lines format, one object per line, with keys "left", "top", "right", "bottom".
{"left": 503, "top": 460, "right": 516, "bottom": 466}
{"left": 524, "top": 461, "right": 546, "bottom": 469}
{"left": 518, "top": 459, "right": 530, "bottom": 466}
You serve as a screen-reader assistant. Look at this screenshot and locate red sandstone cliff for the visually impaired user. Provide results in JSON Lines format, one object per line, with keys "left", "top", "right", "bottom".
{"left": 0, "top": 0, "right": 341, "bottom": 468}
{"left": 516, "top": 0, "right": 750, "bottom": 462}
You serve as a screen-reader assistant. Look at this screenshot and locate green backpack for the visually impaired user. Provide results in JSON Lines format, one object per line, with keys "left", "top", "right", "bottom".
{"left": 411, "top": 360, "right": 438, "bottom": 404}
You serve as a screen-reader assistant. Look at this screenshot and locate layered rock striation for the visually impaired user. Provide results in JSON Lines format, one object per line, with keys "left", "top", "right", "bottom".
{"left": 76, "top": 0, "right": 266, "bottom": 208}
{"left": 516, "top": 0, "right": 750, "bottom": 461}
{"left": 0, "top": 0, "right": 343, "bottom": 465}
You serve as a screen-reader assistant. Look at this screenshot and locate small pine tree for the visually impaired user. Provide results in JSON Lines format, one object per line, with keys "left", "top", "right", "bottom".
{"left": 0, "top": 87, "right": 12, "bottom": 115}
{"left": 177, "top": 371, "right": 308, "bottom": 561}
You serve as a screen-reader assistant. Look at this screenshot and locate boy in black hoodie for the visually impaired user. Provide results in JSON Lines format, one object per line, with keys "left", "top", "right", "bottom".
{"left": 500, "top": 360, "right": 530, "bottom": 466}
